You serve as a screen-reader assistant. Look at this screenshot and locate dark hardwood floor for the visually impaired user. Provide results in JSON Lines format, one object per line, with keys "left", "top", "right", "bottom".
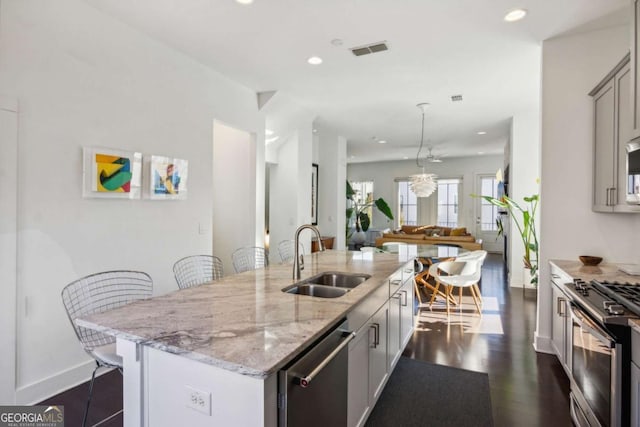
{"left": 40, "top": 254, "right": 570, "bottom": 427}
{"left": 404, "top": 254, "right": 571, "bottom": 427}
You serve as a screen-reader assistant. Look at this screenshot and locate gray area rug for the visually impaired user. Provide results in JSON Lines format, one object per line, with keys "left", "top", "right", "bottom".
{"left": 365, "top": 357, "right": 494, "bottom": 427}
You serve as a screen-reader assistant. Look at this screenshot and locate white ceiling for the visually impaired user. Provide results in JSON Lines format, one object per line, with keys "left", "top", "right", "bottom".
{"left": 84, "top": 0, "right": 629, "bottom": 163}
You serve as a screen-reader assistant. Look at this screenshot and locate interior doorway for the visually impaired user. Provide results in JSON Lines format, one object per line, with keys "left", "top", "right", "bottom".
{"left": 475, "top": 174, "right": 502, "bottom": 253}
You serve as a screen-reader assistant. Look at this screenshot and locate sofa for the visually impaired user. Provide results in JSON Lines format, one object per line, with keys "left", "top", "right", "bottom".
{"left": 374, "top": 225, "right": 483, "bottom": 251}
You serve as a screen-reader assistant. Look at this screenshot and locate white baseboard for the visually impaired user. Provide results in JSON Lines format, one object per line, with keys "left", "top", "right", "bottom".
{"left": 15, "top": 359, "right": 113, "bottom": 405}
{"left": 533, "top": 332, "right": 553, "bottom": 354}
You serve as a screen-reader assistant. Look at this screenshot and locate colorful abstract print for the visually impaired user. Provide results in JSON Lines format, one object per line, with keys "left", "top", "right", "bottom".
{"left": 95, "top": 154, "right": 132, "bottom": 193}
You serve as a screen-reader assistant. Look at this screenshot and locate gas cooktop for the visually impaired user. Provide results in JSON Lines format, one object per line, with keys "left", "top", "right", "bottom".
{"left": 563, "top": 279, "right": 640, "bottom": 325}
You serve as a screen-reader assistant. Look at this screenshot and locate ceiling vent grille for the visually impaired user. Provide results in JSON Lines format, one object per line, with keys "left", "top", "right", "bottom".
{"left": 451, "top": 95, "right": 463, "bottom": 102}
{"left": 350, "top": 41, "right": 389, "bottom": 57}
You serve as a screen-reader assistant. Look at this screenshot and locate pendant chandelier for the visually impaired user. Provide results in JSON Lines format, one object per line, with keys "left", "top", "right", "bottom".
{"left": 409, "top": 103, "right": 437, "bottom": 197}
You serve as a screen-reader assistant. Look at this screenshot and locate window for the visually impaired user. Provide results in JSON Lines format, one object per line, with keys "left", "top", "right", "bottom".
{"left": 437, "top": 179, "right": 459, "bottom": 227}
{"left": 397, "top": 180, "right": 417, "bottom": 226}
{"left": 480, "top": 177, "right": 499, "bottom": 231}
{"left": 349, "top": 181, "right": 374, "bottom": 227}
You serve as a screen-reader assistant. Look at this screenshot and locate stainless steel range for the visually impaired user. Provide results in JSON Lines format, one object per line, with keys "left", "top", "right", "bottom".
{"left": 563, "top": 278, "right": 640, "bottom": 427}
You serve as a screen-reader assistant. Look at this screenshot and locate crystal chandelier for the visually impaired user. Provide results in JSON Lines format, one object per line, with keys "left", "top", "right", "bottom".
{"left": 409, "top": 103, "right": 437, "bottom": 197}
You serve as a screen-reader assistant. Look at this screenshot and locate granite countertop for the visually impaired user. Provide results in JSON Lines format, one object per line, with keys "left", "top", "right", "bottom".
{"left": 550, "top": 259, "right": 640, "bottom": 283}
{"left": 77, "top": 250, "right": 412, "bottom": 379}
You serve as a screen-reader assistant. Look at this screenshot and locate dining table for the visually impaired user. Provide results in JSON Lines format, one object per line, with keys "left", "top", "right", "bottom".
{"left": 375, "top": 242, "right": 469, "bottom": 305}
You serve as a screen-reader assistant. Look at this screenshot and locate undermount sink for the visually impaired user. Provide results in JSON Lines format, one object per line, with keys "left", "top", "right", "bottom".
{"left": 283, "top": 284, "right": 348, "bottom": 298}
{"left": 282, "top": 272, "right": 372, "bottom": 298}
{"left": 303, "top": 272, "right": 371, "bottom": 289}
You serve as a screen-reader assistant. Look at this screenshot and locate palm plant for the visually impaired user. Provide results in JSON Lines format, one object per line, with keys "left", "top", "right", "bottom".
{"left": 479, "top": 193, "right": 539, "bottom": 286}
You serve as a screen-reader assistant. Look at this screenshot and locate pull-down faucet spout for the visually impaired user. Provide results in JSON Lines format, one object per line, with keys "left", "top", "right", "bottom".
{"left": 293, "top": 224, "right": 324, "bottom": 280}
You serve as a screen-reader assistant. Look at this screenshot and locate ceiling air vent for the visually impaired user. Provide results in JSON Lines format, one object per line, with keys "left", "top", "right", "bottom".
{"left": 350, "top": 41, "right": 389, "bottom": 57}
{"left": 451, "top": 95, "right": 463, "bottom": 102}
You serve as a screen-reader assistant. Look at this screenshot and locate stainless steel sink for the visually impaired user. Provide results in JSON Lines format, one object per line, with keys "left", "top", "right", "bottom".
{"left": 283, "top": 284, "right": 349, "bottom": 298}
{"left": 282, "top": 272, "right": 371, "bottom": 298}
{"left": 302, "top": 272, "right": 371, "bottom": 289}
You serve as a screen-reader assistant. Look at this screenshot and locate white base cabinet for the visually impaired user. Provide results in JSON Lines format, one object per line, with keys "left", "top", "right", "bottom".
{"left": 550, "top": 264, "right": 572, "bottom": 375}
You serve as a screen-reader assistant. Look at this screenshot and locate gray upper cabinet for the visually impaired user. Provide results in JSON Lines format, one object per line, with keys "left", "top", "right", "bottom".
{"left": 590, "top": 56, "right": 630, "bottom": 212}
{"left": 632, "top": 0, "right": 640, "bottom": 140}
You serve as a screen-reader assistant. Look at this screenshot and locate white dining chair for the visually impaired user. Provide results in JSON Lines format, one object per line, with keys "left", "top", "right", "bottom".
{"left": 428, "top": 260, "right": 482, "bottom": 315}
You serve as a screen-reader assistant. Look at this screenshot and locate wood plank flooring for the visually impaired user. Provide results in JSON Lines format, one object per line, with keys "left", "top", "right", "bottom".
{"left": 404, "top": 254, "right": 571, "bottom": 426}
{"left": 40, "top": 254, "right": 570, "bottom": 427}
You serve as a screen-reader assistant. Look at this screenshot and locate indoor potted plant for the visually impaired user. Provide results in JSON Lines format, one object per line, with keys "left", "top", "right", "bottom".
{"left": 346, "top": 181, "right": 394, "bottom": 244}
{"left": 479, "top": 191, "right": 539, "bottom": 286}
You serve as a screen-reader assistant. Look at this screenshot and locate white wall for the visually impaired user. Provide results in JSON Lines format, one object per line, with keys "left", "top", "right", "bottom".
{"left": 537, "top": 24, "right": 640, "bottom": 351}
{"left": 0, "top": 0, "right": 264, "bottom": 403}
{"left": 212, "top": 122, "right": 257, "bottom": 274}
{"left": 347, "top": 155, "right": 504, "bottom": 236}
{"left": 314, "top": 125, "right": 347, "bottom": 249}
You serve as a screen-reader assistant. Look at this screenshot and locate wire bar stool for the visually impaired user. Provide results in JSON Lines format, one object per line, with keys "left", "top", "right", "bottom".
{"left": 232, "top": 246, "right": 268, "bottom": 273}
{"left": 173, "top": 255, "right": 224, "bottom": 289}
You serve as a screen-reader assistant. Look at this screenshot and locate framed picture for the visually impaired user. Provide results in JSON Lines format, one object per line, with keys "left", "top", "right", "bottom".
{"left": 82, "top": 147, "right": 142, "bottom": 199}
{"left": 311, "top": 163, "right": 318, "bottom": 225}
{"left": 149, "top": 155, "right": 188, "bottom": 200}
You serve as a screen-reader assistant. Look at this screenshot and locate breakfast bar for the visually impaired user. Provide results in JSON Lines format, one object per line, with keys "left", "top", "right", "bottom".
{"left": 77, "top": 250, "right": 416, "bottom": 426}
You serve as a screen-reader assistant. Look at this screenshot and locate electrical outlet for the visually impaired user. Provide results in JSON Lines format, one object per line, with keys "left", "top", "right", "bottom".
{"left": 185, "top": 386, "right": 211, "bottom": 416}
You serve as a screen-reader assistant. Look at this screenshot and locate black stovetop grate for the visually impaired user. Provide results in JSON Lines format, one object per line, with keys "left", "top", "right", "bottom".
{"left": 593, "top": 281, "right": 640, "bottom": 316}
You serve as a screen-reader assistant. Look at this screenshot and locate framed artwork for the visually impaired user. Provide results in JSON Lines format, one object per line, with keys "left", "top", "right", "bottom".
{"left": 311, "top": 163, "right": 318, "bottom": 225}
{"left": 149, "top": 155, "right": 188, "bottom": 200}
{"left": 82, "top": 147, "right": 142, "bottom": 199}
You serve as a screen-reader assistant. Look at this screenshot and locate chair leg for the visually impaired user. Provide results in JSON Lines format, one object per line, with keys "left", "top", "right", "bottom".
{"left": 473, "top": 284, "right": 483, "bottom": 306}
{"left": 83, "top": 361, "right": 101, "bottom": 427}
{"left": 445, "top": 285, "right": 451, "bottom": 316}
{"left": 429, "top": 281, "right": 441, "bottom": 308}
{"left": 469, "top": 286, "right": 482, "bottom": 315}
{"left": 414, "top": 279, "right": 423, "bottom": 304}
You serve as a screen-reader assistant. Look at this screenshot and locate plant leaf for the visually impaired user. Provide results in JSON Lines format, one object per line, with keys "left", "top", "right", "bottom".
{"left": 358, "top": 212, "right": 370, "bottom": 231}
{"left": 346, "top": 180, "right": 355, "bottom": 200}
{"left": 374, "top": 198, "right": 394, "bottom": 220}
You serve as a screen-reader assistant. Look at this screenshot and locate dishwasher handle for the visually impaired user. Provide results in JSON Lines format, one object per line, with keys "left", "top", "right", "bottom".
{"left": 298, "top": 331, "right": 356, "bottom": 388}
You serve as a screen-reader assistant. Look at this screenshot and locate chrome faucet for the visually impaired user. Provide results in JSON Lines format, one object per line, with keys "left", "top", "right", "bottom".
{"left": 293, "top": 224, "right": 324, "bottom": 280}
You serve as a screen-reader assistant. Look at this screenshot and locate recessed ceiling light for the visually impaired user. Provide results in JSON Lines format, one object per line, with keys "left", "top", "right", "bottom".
{"left": 312, "top": 128, "right": 318, "bottom": 133}
{"left": 403, "top": 156, "right": 409, "bottom": 160}
{"left": 265, "top": 129, "right": 274, "bottom": 136}
{"left": 378, "top": 140, "right": 387, "bottom": 144}
{"left": 478, "top": 151, "right": 485, "bottom": 155}
{"left": 504, "top": 8, "right": 527, "bottom": 22}
{"left": 266, "top": 136, "right": 279, "bottom": 144}
{"left": 235, "top": 0, "right": 254, "bottom": 4}
{"left": 307, "top": 56, "right": 323, "bottom": 65}
{"left": 477, "top": 131, "right": 487, "bottom": 135}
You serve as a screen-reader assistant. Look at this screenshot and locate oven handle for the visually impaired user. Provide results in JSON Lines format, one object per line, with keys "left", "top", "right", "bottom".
{"left": 570, "top": 304, "right": 615, "bottom": 348}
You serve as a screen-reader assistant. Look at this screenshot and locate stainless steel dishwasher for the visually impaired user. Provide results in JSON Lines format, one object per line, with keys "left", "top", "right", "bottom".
{"left": 278, "top": 318, "right": 355, "bottom": 427}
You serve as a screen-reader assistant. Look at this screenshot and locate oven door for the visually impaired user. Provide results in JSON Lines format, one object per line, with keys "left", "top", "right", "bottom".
{"left": 569, "top": 304, "right": 621, "bottom": 427}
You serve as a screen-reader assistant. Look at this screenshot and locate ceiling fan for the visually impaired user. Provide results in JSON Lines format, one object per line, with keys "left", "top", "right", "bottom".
{"left": 425, "top": 147, "right": 443, "bottom": 163}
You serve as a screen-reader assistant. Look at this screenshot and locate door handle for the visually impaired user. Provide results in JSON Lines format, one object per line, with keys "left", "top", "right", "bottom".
{"left": 557, "top": 297, "right": 566, "bottom": 316}
{"left": 369, "top": 323, "right": 380, "bottom": 348}
{"left": 401, "top": 290, "right": 408, "bottom": 307}
{"left": 611, "top": 187, "right": 616, "bottom": 205}
{"left": 606, "top": 188, "right": 611, "bottom": 206}
{"left": 297, "top": 331, "right": 356, "bottom": 388}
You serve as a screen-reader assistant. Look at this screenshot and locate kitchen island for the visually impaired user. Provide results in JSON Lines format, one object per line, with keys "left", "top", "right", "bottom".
{"left": 77, "top": 249, "right": 416, "bottom": 427}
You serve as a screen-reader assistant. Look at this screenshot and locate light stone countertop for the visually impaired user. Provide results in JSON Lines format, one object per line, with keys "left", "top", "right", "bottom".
{"left": 550, "top": 259, "right": 640, "bottom": 283}
{"left": 77, "top": 250, "right": 413, "bottom": 379}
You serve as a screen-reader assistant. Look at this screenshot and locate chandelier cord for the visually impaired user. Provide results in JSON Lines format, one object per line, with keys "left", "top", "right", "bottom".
{"left": 416, "top": 105, "right": 425, "bottom": 169}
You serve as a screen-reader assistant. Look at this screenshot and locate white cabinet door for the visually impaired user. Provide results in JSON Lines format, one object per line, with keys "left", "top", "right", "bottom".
{"left": 632, "top": 361, "right": 640, "bottom": 427}
{"left": 369, "top": 304, "right": 388, "bottom": 404}
{"left": 399, "top": 280, "right": 414, "bottom": 348}
{"left": 348, "top": 325, "right": 370, "bottom": 427}
{"left": 387, "top": 291, "right": 402, "bottom": 371}
{"left": 550, "top": 284, "right": 565, "bottom": 364}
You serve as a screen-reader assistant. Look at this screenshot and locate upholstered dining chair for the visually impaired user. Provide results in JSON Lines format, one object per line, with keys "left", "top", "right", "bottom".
{"left": 428, "top": 261, "right": 482, "bottom": 315}
{"left": 232, "top": 246, "right": 269, "bottom": 273}
{"left": 277, "top": 240, "right": 304, "bottom": 264}
{"left": 61, "top": 270, "right": 153, "bottom": 427}
{"left": 173, "top": 255, "right": 224, "bottom": 289}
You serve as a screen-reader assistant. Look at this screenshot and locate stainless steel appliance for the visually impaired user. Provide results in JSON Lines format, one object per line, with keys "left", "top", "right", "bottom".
{"left": 278, "top": 318, "right": 355, "bottom": 427}
{"left": 626, "top": 140, "right": 640, "bottom": 204}
{"left": 563, "top": 279, "right": 638, "bottom": 427}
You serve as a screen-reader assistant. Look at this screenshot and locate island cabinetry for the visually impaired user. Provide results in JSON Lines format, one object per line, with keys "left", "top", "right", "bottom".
{"left": 590, "top": 55, "right": 631, "bottom": 212}
{"left": 388, "top": 269, "right": 415, "bottom": 370}
{"left": 550, "top": 264, "right": 572, "bottom": 375}
{"left": 631, "top": 325, "right": 640, "bottom": 426}
{"left": 348, "top": 303, "right": 388, "bottom": 427}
